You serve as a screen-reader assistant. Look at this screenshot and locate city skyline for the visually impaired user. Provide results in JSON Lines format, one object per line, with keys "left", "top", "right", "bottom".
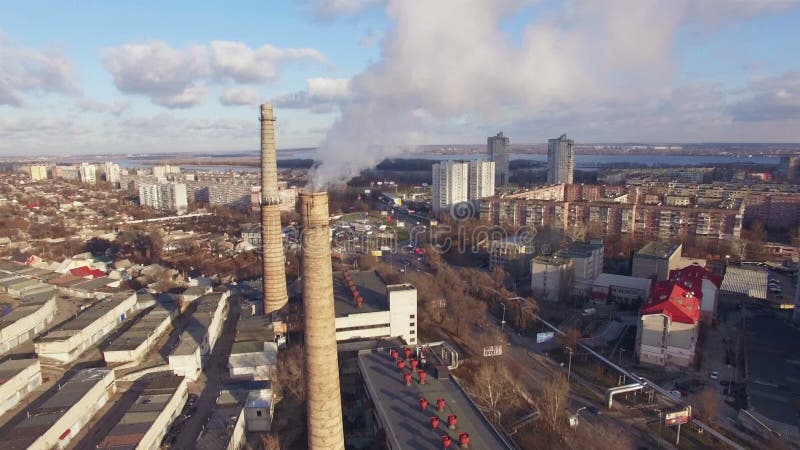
{"left": 2, "top": 1, "right": 800, "bottom": 159}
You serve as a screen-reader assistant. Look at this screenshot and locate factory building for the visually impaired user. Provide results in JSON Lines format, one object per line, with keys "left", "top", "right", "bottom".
{"left": 168, "top": 291, "right": 229, "bottom": 381}
{"left": 96, "top": 375, "right": 188, "bottom": 450}
{"left": 357, "top": 348, "right": 514, "bottom": 449}
{"left": 34, "top": 291, "right": 137, "bottom": 363}
{"left": 228, "top": 314, "right": 278, "bottom": 380}
{"left": 0, "top": 359, "right": 42, "bottom": 417}
{"left": 5, "top": 367, "right": 115, "bottom": 450}
{"left": 103, "top": 301, "right": 178, "bottom": 364}
{"left": 591, "top": 273, "right": 653, "bottom": 305}
{"left": 333, "top": 270, "right": 418, "bottom": 345}
{"left": 0, "top": 293, "right": 57, "bottom": 354}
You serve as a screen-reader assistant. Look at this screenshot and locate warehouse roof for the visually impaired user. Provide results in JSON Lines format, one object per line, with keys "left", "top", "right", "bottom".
{"left": 4, "top": 368, "right": 112, "bottom": 450}
{"left": 0, "top": 359, "right": 38, "bottom": 385}
{"left": 333, "top": 270, "right": 389, "bottom": 317}
{"left": 720, "top": 266, "right": 768, "bottom": 300}
{"left": 97, "top": 375, "right": 185, "bottom": 449}
{"left": 357, "top": 348, "right": 513, "bottom": 450}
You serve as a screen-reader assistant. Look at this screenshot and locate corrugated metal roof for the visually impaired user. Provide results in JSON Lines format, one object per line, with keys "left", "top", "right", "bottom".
{"left": 720, "top": 266, "right": 768, "bottom": 300}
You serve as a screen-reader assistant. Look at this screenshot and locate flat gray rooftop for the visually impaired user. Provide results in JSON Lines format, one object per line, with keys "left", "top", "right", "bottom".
{"left": 0, "top": 358, "right": 38, "bottom": 384}
{"left": 636, "top": 241, "right": 681, "bottom": 259}
{"left": 358, "top": 348, "right": 513, "bottom": 450}
{"left": 98, "top": 375, "right": 184, "bottom": 449}
{"left": 36, "top": 292, "right": 133, "bottom": 341}
{"left": 333, "top": 270, "right": 388, "bottom": 317}
{"left": 4, "top": 368, "right": 112, "bottom": 449}
{"left": 104, "top": 303, "right": 175, "bottom": 352}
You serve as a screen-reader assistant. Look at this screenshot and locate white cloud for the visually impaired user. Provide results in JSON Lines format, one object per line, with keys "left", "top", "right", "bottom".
{"left": 220, "top": 87, "right": 262, "bottom": 106}
{"left": 102, "top": 41, "right": 208, "bottom": 108}
{"left": 0, "top": 33, "right": 78, "bottom": 107}
{"left": 209, "top": 40, "right": 324, "bottom": 83}
{"left": 314, "top": 0, "right": 384, "bottom": 19}
{"left": 274, "top": 77, "right": 350, "bottom": 112}
{"left": 102, "top": 40, "right": 324, "bottom": 108}
{"left": 730, "top": 71, "right": 800, "bottom": 121}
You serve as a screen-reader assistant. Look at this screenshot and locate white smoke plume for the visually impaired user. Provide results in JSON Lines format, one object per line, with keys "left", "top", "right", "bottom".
{"left": 309, "top": 0, "right": 800, "bottom": 187}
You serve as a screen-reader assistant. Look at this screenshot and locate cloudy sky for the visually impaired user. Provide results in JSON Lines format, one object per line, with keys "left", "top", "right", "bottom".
{"left": 2, "top": 0, "right": 800, "bottom": 159}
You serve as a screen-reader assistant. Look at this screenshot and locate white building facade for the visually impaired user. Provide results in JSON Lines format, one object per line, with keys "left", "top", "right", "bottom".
{"left": 468, "top": 160, "right": 496, "bottom": 200}
{"left": 432, "top": 161, "right": 469, "bottom": 214}
{"left": 531, "top": 256, "right": 573, "bottom": 302}
{"left": 79, "top": 162, "right": 97, "bottom": 184}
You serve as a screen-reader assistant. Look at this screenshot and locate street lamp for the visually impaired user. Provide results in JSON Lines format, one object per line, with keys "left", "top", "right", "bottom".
{"left": 653, "top": 408, "right": 662, "bottom": 449}
{"left": 565, "top": 346, "right": 573, "bottom": 382}
{"left": 500, "top": 303, "right": 507, "bottom": 332}
{"left": 727, "top": 363, "right": 734, "bottom": 397}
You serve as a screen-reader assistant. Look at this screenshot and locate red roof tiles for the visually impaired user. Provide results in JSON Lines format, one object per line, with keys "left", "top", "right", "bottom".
{"left": 640, "top": 281, "right": 700, "bottom": 325}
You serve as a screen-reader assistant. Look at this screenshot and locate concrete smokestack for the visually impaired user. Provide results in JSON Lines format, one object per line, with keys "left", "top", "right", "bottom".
{"left": 300, "top": 191, "right": 345, "bottom": 450}
{"left": 260, "top": 103, "right": 288, "bottom": 314}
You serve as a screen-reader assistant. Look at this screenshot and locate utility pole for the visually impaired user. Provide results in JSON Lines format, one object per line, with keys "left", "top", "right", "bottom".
{"left": 727, "top": 363, "right": 734, "bottom": 397}
{"left": 653, "top": 408, "right": 662, "bottom": 449}
{"left": 500, "top": 303, "right": 507, "bottom": 332}
{"left": 565, "top": 346, "right": 573, "bottom": 382}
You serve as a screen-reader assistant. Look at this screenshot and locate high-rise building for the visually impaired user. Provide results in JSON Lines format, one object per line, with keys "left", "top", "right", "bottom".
{"left": 547, "top": 134, "right": 574, "bottom": 184}
{"left": 29, "top": 165, "right": 48, "bottom": 181}
{"left": 468, "top": 160, "right": 495, "bottom": 200}
{"left": 103, "top": 162, "right": 121, "bottom": 183}
{"left": 139, "top": 182, "right": 188, "bottom": 212}
{"left": 432, "top": 161, "right": 469, "bottom": 214}
{"left": 487, "top": 132, "right": 510, "bottom": 186}
{"left": 152, "top": 164, "right": 181, "bottom": 179}
{"left": 79, "top": 163, "right": 97, "bottom": 184}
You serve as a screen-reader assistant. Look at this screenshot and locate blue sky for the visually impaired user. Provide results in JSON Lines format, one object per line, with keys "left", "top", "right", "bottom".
{"left": 2, "top": 0, "right": 800, "bottom": 157}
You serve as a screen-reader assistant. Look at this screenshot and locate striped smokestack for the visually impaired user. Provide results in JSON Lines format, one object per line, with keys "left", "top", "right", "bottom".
{"left": 300, "top": 191, "right": 345, "bottom": 450}
{"left": 260, "top": 103, "right": 288, "bottom": 314}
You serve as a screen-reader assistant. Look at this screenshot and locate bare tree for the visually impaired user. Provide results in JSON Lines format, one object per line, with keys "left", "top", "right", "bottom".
{"left": 467, "top": 360, "right": 521, "bottom": 425}
{"left": 559, "top": 327, "right": 582, "bottom": 349}
{"left": 261, "top": 434, "right": 281, "bottom": 450}
{"left": 694, "top": 387, "right": 721, "bottom": 423}
{"left": 539, "top": 373, "right": 569, "bottom": 435}
{"left": 276, "top": 344, "right": 305, "bottom": 402}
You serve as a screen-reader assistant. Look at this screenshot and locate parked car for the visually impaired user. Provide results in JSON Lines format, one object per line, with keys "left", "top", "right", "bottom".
{"left": 587, "top": 406, "right": 601, "bottom": 415}
{"left": 709, "top": 371, "right": 720, "bottom": 380}
{"left": 183, "top": 405, "right": 197, "bottom": 419}
{"left": 186, "top": 393, "right": 198, "bottom": 407}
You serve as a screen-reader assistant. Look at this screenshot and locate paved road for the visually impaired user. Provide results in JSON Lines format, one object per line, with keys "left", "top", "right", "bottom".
{"left": 172, "top": 300, "right": 240, "bottom": 449}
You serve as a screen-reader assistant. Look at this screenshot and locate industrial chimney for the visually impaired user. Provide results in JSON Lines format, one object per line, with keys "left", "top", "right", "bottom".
{"left": 300, "top": 191, "right": 345, "bottom": 450}
{"left": 260, "top": 103, "right": 288, "bottom": 314}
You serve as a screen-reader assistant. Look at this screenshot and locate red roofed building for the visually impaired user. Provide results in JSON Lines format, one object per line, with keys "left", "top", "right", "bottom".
{"left": 669, "top": 263, "right": 721, "bottom": 325}
{"left": 635, "top": 281, "right": 701, "bottom": 368}
{"left": 70, "top": 266, "right": 106, "bottom": 279}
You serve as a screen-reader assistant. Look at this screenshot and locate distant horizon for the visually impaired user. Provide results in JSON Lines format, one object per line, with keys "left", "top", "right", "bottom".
{"left": 4, "top": 141, "right": 800, "bottom": 162}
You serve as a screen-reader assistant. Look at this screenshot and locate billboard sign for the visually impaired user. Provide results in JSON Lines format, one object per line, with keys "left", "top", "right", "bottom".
{"left": 536, "top": 332, "right": 555, "bottom": 344}
{"left": 665, "top": 409, "right": 690, "bottom": 426}
{"left": 483, "top": 345, "right": 503, "bottom": 357}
